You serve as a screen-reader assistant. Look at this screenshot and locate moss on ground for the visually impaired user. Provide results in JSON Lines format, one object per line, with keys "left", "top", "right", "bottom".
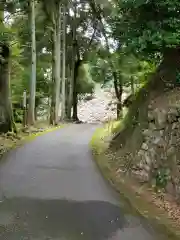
{"left": 90, "top": 123, "right": 180, "bottom": 240}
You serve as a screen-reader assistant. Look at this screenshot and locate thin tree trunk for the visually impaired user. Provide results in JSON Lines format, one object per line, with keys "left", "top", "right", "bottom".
{"left": 28, "top": 0, "right": 36, "bottom": 125}
{"left": 6, "top": 59, "right": 17, "bottom": 133}
{"left": 61, "top": 5, "right": 67, "bottom": 120}
{"left": 50, "top": 4, "right": 61, "bottom": 125}
{"left": 50, "top": 29, "right": 56, "bottom": 125}
{"left": 34, "top": 107, "right": 37, "bottom": 121}
{"left": 113, "top": 71, "right": 123, "bottom": 119}
{"left": 72, "top": 1, "right": 79, "bottom": 122}
{"left": 89, "top": 0, "right": 123, "bottom": 119}
{"left": 97, "top": 10, "right": 123, "bottom": 119}
{"left": 65, "top": 69, "right": 69, "bottom": 117}
{"left": 130, "top": 76, "right": 135, "bottom": 94}
{"left": 117, "top": 102, "right": 122, "bottom": 119}
{"left": 72, "top": 60, "right": 79, "bottom": 121}
{"left": 47, "top": 95, "right": 50, "bottom": 121}
{"left": 0, "top": 6, "right": 3, "bottom": 25}
{"left": 54, "top": 2, "right": 61, "bottom": 125}
{"left": 67, "top": 64, "right": 72, "bottom": 119}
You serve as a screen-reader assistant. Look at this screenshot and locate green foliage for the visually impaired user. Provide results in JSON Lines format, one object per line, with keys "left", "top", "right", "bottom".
{"left": 112, "top": 0, "right": 180, "bottom": 56}
{"left": 9, "top": 3, "right": 51, "bottom": 105}
{"left": 90, "top": 58, "right": 112, "bottom": 84}
{"left": 119, "top": 54, "right": 156, "bottom": 87}
{"left": 13, "top": 108, "right": 23, "bottom": 123}
{"left": 155, "top": 168, "right": 170, "bottom": 190}
{"left": 1, "top": 0, "right": 167, "bottom": 125}
{"left": 89, "top": 45, "right": 156, "bottom": 91}
{"left": 176, "top": 71, "right": 180, "bottom": 84}
{"left": 77, "top": 63, "right": 95, "bottom": 95}
{"left": 88, "top": 47, "right": 117, "bottom": 85}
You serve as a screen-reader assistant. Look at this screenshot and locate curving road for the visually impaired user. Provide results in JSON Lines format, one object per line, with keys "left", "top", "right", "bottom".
{"left": 0, "top": 124, "right": 167, "bottom": 239}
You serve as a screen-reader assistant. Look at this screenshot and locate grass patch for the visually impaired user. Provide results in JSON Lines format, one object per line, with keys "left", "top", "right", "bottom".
{"left": 0, "top": 122, "right": 66, "bottom": 158}
{"left": 90, "top": 120, "right": 123, "bottom": 151}
{"left": 90, "top": 124, "right": 180, "bottom": 240}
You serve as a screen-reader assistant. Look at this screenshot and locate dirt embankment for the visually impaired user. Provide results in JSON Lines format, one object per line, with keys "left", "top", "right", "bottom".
{"left": 90, "top": 87, "right": 180, "bottom": 240}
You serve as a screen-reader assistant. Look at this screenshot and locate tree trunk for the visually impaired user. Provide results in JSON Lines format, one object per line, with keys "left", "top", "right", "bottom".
{"left": 54, "top": 2, "right": 61, "bottom": 125}
{"left": 61, "top": 5, "right": 67, "bottom": 120}
{"left": 98, "top": 15, "right": 123, "bottom": 120}
{"left": 67, "top": 65, "right": 72, "bottom": 119}
{"left": 117, "top": 102, "right": 122, "bottom": 119}
{"left": 72, "top": 60, "right": 79, "bottom": 122}
{"left": 89, "top": 1, "right": 124, "bottom": 120}
{"left": 111, "top": 48, "right": 180, "bottom": 148}
{"left": 0, "top": 8, "right": 16, "bottom": 133}
{"left": 65, "top": 75, "right": 68, "bottom": 117}
{"left": 34, "top": 107, "right": 37, "bottom": 121}
{"left": 50, "top": 4, "right": 61, "bottom": 125}
{"left": 28, "top": 0, "right": 36, "bottom": 125}
{"left": 0, "top": 43, "right": 16, "bottom": 133}
{"left": 50, "top": 29, "right": 56, "bottom": 125}
{"left": 154, "top": 48, "right": 180, "bottom": 89}
{"left": 113, "top": 71, "right": 123, "bottom": 119}
{"left": 47, "top": 95, "right": 50, "bottom": 121}
{"left": 72, "top": 1, "right": 79, "bottom": 122}
{"left": 130, "top": 76, "right": 135, "bottom": 95}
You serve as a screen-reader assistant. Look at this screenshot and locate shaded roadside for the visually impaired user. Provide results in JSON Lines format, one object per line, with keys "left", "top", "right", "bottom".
{"left": 0, "top": 123, "right": 167, "bottom": 239}
{"left": 0, "top": 198, "right": 128, "bottom": 240}
{"left": 90, "top": 126, "right": 180, "bottom": 240}
{"left": 0, "top": 122, "right": 65, "bottom": 160}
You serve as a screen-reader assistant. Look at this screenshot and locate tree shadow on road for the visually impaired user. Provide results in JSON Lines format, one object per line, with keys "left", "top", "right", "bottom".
{"left": 0, "top": 198, "right": 163, "bottom": 240}
{"left": 0, "top": 198, "right": 138, "bottom": 239}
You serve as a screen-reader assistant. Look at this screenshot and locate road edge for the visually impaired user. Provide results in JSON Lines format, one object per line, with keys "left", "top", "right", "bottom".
{"left": 89, "top": 126, "right": 180, "bottom": 240}
{"left": 0, "top": 124, "right": 66, "bottom": 160}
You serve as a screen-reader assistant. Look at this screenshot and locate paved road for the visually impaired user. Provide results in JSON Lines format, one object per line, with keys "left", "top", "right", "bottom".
{"left": 0, "top": 124, "right": 167, "bottom": 239}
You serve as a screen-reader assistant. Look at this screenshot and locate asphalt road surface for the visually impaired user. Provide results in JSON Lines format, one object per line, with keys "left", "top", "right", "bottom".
{"left": 0, "top": 124, "right": 168, "bottom": 240}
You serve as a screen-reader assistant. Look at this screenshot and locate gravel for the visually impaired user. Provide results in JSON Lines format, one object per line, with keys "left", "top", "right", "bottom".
{"left": 78, "top": 85, "right": 128, "bottom": 123}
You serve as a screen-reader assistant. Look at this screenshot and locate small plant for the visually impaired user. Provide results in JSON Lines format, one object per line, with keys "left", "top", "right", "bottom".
{"left": 176, "top": 71, "right": 180, "bottom": 84}
{"left": 155, "top": 168, "right": 170, "bottom": 190}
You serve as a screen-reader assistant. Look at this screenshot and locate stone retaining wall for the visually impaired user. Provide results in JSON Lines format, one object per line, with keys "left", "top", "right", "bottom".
{"left": 133, "top": 103, "right": 180, "bottom": 200}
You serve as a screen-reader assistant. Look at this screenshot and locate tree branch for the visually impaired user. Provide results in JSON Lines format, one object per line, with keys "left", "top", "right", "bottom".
{"left": 89, "top": 0, "right": 122, "bottom": 101}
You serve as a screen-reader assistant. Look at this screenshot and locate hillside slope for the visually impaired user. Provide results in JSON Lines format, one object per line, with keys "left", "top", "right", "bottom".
{"left": 91, "top": 87, "right": 180, "bottom": 239}
{"left": 112, "top": 87, "right": 180, "bottom": 195}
